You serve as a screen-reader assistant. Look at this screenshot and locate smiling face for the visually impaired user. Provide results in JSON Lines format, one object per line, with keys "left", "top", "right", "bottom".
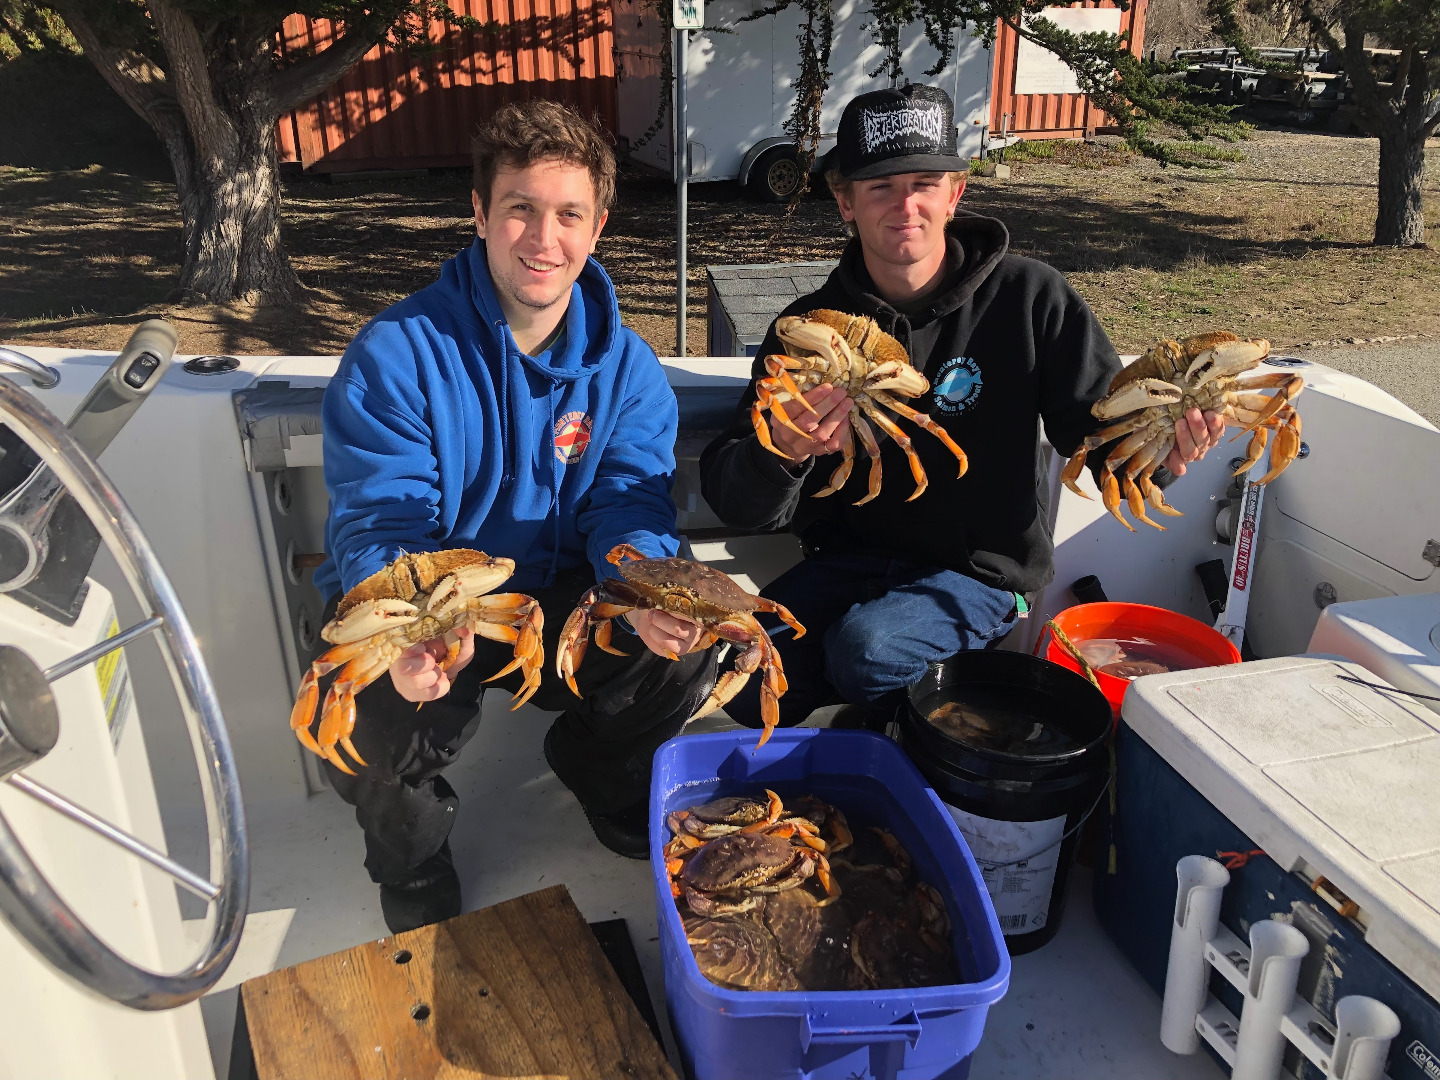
{"left": 473, "top": 158, "right": 609, "bottom": 326}
{"left": 834, "top": 171, "right": 964, "bottom": 280}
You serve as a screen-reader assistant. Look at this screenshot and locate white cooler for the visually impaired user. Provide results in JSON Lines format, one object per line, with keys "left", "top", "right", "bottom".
{"left": 1096, "top": 656, "right": 1440, "bottom": 1080}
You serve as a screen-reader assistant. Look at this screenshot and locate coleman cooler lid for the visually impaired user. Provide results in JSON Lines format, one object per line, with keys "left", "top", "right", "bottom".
{"left": 1123, "top": 655, "right": 1440, "bottom": 1000}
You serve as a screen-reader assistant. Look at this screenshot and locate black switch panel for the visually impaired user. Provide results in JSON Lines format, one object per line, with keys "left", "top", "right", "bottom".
{"left": 124, "top": 353, "right": 160, "bottom": 388}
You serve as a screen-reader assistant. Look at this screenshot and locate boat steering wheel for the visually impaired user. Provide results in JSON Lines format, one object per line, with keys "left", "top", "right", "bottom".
{"left": 0, "top": 373, "right": 248, "bottom": 1010}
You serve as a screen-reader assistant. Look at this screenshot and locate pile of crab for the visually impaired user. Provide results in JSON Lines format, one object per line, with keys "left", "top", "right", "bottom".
{"left": 665, "top": 789, "right": 958, "bottom": 992}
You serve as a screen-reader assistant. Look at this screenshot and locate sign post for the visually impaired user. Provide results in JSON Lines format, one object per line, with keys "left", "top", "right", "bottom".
{"left": 673, "top": 0, "right": 701, "bottom": 356}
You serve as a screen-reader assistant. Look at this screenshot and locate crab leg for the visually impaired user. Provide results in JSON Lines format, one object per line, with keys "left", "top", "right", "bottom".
{"left": 765, "top": 356, "right": 818, "bottom": 415}
{"left": 870, "top": 391, "right": 969, "bottom": 478}
{"left": 290, "top": 638, "right": 376, "bottom": 760}
{"left": 813, "top": 420, "right": 855, "bottom": 499}
{"left": 316, "top": 650, "right": 395, "bottom": 774}
{"left": 751, "top": 596, "right": 806, "bottom": 639}
{"left": 1225, "top": 373, "right": 1304, "bottom": 437}
{"left": 856, "top": 397, "right": 929, "bottom": 502}
{"left": 556, "top": 595, "right": 635, "bottom": 696}
{"left": 751, "top": 394, "right": 793, "bottom": 460}
{"left": 1254, "top": 409, "right": 1302, "bottom": 485}
{"left": 1122, "top": 429, "right": 1177, "bottom": 530}
{"left": 1098, "top": 468, "right": 1135, "bottom": 533}
{"left": 692, "top": 614, "right": 787, "bottom": 748}
{"left": 1061, "top": 414, "right": 1153, "bottom": 498}
{"left": 849, "top": 413, "right": 885, "bottom": 506}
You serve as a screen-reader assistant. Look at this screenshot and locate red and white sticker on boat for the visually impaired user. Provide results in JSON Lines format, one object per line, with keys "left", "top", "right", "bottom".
{"left": 554, "top": 411, "right": 593, "bottom": 465}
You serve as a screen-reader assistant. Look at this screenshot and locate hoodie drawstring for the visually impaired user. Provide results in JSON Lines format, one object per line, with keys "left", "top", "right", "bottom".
{"left": 498, "top": 322, "right": 514, "bottom": 489}
{"left": 546, "top": 381, "right": 563, "bottom": 587}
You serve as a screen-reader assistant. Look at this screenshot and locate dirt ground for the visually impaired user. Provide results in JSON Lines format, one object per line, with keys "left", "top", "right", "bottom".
{"left": 2, "top": 61, "right": 1438, "bottom": 358}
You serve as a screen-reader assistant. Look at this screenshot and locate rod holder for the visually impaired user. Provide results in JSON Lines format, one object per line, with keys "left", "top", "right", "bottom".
{"left": 1161, "top": 855, "right": 1401, "bottom": 1080}
{"left": 1329, "top": 996, "right": 1401, "bottom": 1080}
{"left": 1233, "top": 920, "right": 1310, "bottom": 1080}
{"left": 1161, "top": 855, "right": 1231, "bottom": 1053}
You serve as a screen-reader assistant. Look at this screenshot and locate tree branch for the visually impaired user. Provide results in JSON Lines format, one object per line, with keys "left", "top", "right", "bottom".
{"left": 269, "top": 21, "right": 392, "bottom": 115}
{"left": 49, "top": 0, "right": 184, "bottom": 142}
{"left": 145, "top": 0, "right": 237, "bottom": 163}
{"left": 1392, "top": 45, "right": 1412, "bottom": 105}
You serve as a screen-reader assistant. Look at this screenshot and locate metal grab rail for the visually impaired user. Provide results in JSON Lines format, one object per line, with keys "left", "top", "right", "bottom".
{"left": 0, "top": 347, "right": 59, "bottom": 390}
{"left": 0, "top": 375, "right": 249, "bottom": 1011}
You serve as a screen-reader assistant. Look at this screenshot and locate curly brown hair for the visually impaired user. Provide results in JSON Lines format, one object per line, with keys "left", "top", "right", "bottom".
{"left": 471, "top": 100, "right": 616, "bottom": 220}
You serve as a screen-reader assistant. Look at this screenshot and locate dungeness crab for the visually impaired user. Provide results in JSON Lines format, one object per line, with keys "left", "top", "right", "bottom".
{"left": 557, "top": 544, "right": 805, "bottom": 749}
{"left": 752, "top": 310, "right": 968, "bottom": 504}
{"left": 290, "top": 550, "right": 544, "bottom": 774}
{"left": 1061, "top": 331, "right": 1304, "bottom": 531}
{"left": 673, "top": 830, "right": 838, "bottom": 916}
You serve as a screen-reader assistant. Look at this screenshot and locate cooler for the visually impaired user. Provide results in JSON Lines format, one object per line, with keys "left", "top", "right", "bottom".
{"left": 1093, "top": 656, "right": 1440, "bottom": 1079}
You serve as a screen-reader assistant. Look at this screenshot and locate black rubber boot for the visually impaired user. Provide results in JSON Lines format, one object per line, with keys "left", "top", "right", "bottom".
{"left": 828, "top": 701, "right": 899, "bottom": 733}
{"left": 379, "top": 840, "right": 462, "bottom": 934}
{"left": 581, "top": 800, "right": 651, "bottom": 861}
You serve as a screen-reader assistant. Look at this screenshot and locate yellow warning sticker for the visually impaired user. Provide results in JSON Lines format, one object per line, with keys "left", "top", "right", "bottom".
{"left": 94, "top": 616, "right": 134, "bottom": 746}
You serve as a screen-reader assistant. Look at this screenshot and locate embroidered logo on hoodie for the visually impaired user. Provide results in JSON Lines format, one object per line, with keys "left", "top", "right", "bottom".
{"left": 554, "top": 411, "right": 593, "bottom": 464}
{"left": 933, "top": 356, "right": 983, "bottom": 414}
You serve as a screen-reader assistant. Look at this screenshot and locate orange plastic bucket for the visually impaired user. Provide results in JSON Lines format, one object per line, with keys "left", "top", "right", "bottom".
{"left": 1037, "top": 602, "right": 1242, "bottom": 718}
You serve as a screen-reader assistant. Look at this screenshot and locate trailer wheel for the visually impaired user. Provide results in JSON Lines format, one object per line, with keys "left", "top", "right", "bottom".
{"left": 749, "top": 146, "right": 804, "bottom": 202}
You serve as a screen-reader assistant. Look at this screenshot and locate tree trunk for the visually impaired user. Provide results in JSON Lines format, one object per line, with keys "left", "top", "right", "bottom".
{"left": 1373, "top": 123, "right": 1427, "bottom": 247}
{"left": 174, "top": 107, "right": 298, "bottom": 303}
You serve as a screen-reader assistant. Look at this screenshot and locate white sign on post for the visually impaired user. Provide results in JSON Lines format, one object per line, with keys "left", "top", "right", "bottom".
{"left": 673, "top": 0, "right": 703, "bottom": 30}
{"left": 1013, "top": 7, "right": 1123, "bottom": 96}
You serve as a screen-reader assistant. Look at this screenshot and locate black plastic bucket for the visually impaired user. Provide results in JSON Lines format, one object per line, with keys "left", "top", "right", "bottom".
{"left": 901, "top": 650, "right": 1112, "bottom": 955}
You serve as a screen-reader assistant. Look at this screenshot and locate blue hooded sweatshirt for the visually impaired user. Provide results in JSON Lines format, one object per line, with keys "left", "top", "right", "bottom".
{"left": 314, "top": 238, "right": 681, "bottom": 600}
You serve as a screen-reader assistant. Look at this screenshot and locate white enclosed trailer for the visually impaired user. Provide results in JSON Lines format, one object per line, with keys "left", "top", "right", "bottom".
{"left": 614, "top": 0, "right": 993, "bottom": 200}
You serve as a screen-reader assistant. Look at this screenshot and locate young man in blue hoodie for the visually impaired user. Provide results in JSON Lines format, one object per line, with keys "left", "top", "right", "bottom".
{"left": 313, "top": 100, "right": 713, "bottom": 933}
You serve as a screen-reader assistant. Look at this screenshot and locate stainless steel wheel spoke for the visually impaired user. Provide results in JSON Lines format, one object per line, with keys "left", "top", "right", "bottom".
{"left": 6, "top": 774, "right": 220, "bottom": 902}
{"left": 42, "top": 615, "right": 164, "bottom": 683}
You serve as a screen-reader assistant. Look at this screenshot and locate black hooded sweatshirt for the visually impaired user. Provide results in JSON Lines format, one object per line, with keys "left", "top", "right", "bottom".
{"left": 698, "top": 212, "right": 1122, "bottom": 596}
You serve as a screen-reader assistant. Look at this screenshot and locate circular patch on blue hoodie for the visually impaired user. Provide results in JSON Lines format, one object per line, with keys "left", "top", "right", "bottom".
{"left": 554, "top": 411, "right": 593, "bottom": 464}
{"left": 932, "top": 356, "right": 983, "bottom": 415}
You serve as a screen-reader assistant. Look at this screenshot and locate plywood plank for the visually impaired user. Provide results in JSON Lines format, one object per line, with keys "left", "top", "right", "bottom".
{"left": 242, "top": 885, "right": 675, "bottom": 1080}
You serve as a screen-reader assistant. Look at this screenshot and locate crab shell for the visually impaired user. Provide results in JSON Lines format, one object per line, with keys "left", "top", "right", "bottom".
{"left": 683, "top": 914, "right": 802, "bottom": 992}
{"left": 682, "top": 831, "right": 804, "bottom": 895}
{"left": 325, "top": 549, "right": 517, "bottom": 644}
{"left": 610, "top": 555, "right": 768, "bottom": 620}
{"left": 776, "top": 309, "right": 930, "bottom": 398}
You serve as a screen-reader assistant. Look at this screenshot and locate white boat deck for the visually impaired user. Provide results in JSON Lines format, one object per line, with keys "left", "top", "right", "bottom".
{"left": 195, "top": 693, "right": 1224, "bottom": 1080}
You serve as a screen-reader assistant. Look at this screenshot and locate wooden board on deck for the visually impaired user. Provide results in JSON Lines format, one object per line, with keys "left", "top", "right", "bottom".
{"left": 241, "top": 884, "right": 676, "bottom": 1080}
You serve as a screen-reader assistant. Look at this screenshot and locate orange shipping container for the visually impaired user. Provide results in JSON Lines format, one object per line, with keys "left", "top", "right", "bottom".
{"left": 990, "top": 0, "right": 1147, "bottom": 139}
{"left": 276, "top": 0, "right": 618, "bottom": 173}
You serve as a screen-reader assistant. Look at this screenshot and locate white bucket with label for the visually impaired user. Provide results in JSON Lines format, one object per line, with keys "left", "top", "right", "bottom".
{"left": 901, "top": 651, "right": 1112, "bottom": 954}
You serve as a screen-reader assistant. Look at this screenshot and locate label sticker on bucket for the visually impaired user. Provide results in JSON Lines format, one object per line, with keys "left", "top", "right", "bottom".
{"left": 946, "top": 805, "right": 1065, "bottom": 935}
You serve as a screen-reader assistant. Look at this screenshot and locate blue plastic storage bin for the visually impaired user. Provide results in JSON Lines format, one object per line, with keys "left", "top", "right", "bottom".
{"left": 651, "top": 728, "right": 1011, "bottom": 1080}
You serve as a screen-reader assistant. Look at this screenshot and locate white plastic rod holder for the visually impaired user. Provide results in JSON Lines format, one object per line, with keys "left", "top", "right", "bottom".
{"left": 1233, "top": 920, "right": 1310, "bottom": 1080}
{"left": 1328, "top": 996, "right": 1401, "bottom": 1080}
{"left": 1161, "top": 854, "right": 1231, "bottom": 1053}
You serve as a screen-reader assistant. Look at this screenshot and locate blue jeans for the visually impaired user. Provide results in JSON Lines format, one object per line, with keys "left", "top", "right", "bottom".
{"left": 724, "top": 552, "right": 1019, "bottom": 731}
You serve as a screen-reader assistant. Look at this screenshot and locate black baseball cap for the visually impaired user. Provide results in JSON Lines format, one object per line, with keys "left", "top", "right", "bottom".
{"left": 824, "top": 84, "right": 964, "bottom": 181}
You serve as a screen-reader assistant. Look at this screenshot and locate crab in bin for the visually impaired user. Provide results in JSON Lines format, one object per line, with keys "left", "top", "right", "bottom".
{"left": 751, "top": 309, "right": 968, "bottom": 505}
{"left": 1061, "top": 331, "right": 1304, "bottom": 531}
{"left": 289, "top": 549, "right": 544, "bottom": 774}
{"left": 556, "top": 544, "right": 805, "bottom": 749}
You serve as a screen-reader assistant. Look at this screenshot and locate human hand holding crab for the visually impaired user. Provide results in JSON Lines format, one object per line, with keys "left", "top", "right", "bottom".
{"left": 628, "top": 608, "right": 706, "bottom": 658}
{"left": 390, "top": 627, "right": 476, "bottom": 703}
{"left": 766, "top": 383, "right": 854, "bottom": 465}
{"left": 1162, "top": 406, "right": 1227, "bottom": 477}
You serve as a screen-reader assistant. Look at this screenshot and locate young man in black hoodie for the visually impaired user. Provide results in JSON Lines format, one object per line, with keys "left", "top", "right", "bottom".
{"left": 698, "top": 84, "right": 1223, "bottom": 731}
